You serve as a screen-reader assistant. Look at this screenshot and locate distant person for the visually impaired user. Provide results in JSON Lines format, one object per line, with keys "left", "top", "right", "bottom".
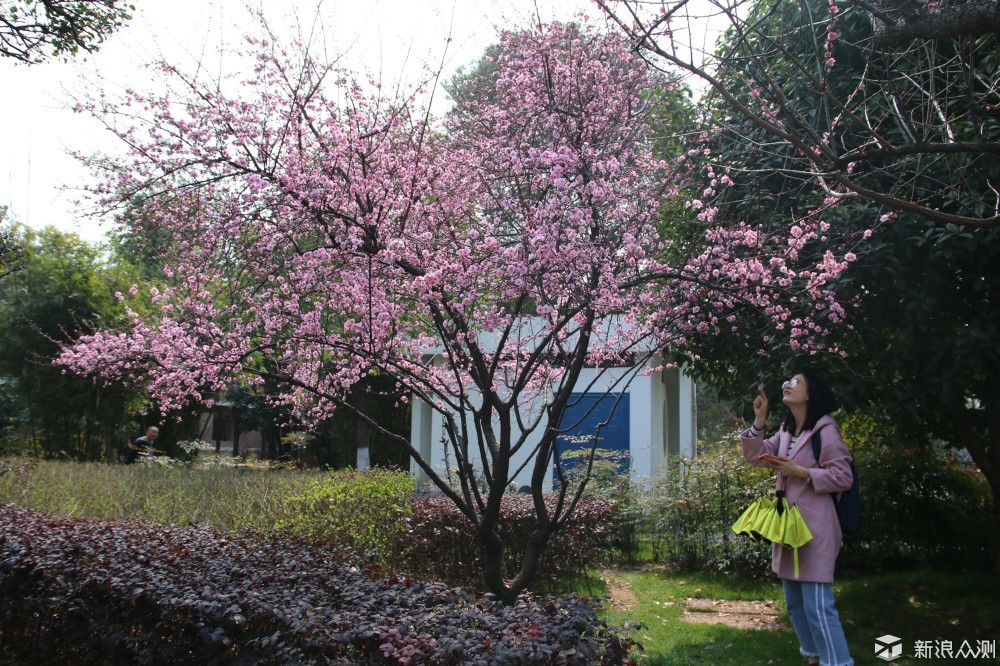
{"left": 126, "top": 426, "right": 160, "bottom": 464}
{"left": 742, "top": 372, "right": 854, "bottom": 666}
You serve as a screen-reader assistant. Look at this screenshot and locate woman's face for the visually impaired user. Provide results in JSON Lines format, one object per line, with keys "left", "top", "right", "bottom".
{"left": 781, "top": 373, "right": 808, "bottom": 407}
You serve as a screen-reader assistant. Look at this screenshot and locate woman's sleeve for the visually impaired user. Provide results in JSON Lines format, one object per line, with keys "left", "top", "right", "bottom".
{"left": 741, "top": 427, "right": 780, "bottom": 466}
{"left": 809, "top": 423, "right": 854, "bottom": 493}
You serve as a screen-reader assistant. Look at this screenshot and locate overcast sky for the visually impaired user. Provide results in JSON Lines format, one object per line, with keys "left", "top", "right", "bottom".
{"left": 0, "top": 0, "right": 725, "bottom": 243}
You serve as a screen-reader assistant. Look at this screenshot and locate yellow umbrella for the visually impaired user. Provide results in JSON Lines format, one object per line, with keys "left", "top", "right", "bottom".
{"left": 733, "top": 495, "right": 815, "bottom": 577}
{"left": 772, "top": 500, "right": 814, "bottom": 578}
{"left": 731, "top": 497, "right": 775, "bottom": 541}
{"left": 755, "top": 497, "right": 785, "bottom": 542}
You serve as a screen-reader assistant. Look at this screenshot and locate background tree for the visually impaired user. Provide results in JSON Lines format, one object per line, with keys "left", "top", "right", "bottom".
{"left": 59, "top": 21, "right": 853, "bottom": 601}
{"left": 1, "top": 0, "right": 132, "bottom": 63}
{"left": 596, "top": 0, "right": 1000, "bottom": 230}
{"left": 596, "top": 0, "right": 1000, "bottom": 567}
{"left": 0, "top": 225, "right": 140, "bottom": 459}
{"left": 107, "top": 198, "right": 174, "bottom": 282}
{"left": 0, "top": 208, "right": 26, "bottom": 282}
{"left": 304, "top": 374, "right": 410, "bottom": 469}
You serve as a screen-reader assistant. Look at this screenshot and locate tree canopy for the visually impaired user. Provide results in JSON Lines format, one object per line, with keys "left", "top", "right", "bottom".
{"left": 1, "top": 0, "right": 132, "bottom": 63}
{"left": 596, "top": 0, "right": 1000, "bottom": 230}
{"left": 0, "top": 225, "right": 140, "bottom": 459}
{"left": 0, "top": 208, "right": 26, "bottom": 281}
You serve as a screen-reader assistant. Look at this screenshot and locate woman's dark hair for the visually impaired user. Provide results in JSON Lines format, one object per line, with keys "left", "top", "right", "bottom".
{"left": 781, "top": 371, "right": 838, "bottom": 433}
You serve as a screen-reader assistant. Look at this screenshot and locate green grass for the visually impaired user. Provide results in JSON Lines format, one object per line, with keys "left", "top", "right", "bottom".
{"left": 601, "top": 568, "right": 1000, "bottom": 665}
{"left": 602, "top": 569, "right": 794, "bottom": 666}
{"left": 0, "top": 460, "right": 314, "bottom": 530}
{"left": 839, "top": 570, "right": 999, "bottom": 664}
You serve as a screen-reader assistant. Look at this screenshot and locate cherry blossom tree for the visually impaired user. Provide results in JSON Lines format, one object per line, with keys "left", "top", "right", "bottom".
{"left": 59, "top": 21, "right": 852, "bottom": 601}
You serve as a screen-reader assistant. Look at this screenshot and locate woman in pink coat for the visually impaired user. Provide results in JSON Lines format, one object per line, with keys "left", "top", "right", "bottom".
{"left": 742, "top": 372, "right": 854, "bottom": 666}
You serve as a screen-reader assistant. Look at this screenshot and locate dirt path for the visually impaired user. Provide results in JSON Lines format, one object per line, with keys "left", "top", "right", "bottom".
{"left": 679, "top": 597, "right": 783, "bottom": 630}
{"left": 599, "top": 570, "right": 784, "bottom": 630}
{"left": 600, "top": 570, "right": 640, "bottom": 611}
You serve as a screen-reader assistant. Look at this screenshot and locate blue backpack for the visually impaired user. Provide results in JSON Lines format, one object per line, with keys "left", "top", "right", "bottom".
{"left": 811, "top": 429, "right": 861, "bottom": 535}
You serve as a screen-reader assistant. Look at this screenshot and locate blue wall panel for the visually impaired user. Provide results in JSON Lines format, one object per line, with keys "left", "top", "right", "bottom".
{"left": 554, "top": 392, "right": 630, "bottom": 485}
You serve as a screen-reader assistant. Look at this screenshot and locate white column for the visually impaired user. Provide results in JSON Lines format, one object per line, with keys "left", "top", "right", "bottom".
{"left": 677, "top": 367, "right": 697, "bottom": 458}
{"left": 410, "top": 398, "right": 434, "bottom": 483}
{"left": 629, "top": 374, "right": 653, "bottom": 481}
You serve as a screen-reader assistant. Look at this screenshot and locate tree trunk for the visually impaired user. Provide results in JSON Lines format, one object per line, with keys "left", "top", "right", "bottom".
{"left": 272, "top": 426, "right": 282, "bottom": 460}
{"left": 214, "top": 409, "right": 222, "bottom": 455}
{"left": 480, "top": 527, "right": 510, "bottom": 602}
{"left": 27, "top": 397, "right": 39, "bottom": 457}
{"left": 480, "top": 520, "right": 558, "bottom": 604}
{"left": 953, "top": 390, "right": 1000, "bottom": 573}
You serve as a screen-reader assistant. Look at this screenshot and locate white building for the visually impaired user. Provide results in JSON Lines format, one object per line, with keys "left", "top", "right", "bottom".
{"left": 409, "top": 330, "right": 697, "bottom": 491}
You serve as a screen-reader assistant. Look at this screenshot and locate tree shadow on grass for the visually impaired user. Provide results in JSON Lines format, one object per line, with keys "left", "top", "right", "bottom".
{"left": 635, "top": 623, "right": 804, "bottom": 666}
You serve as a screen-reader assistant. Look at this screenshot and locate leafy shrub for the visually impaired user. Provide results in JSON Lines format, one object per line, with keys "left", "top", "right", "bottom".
{"left": 644, "top": 445, "right": 774, "bottom": 578}
{"left": 0, "top": 461, "right": 622, "bottom": 590}
{"left": 275, "top": 468, "right": 414, "bottom": 563}
{"left": 839, "top": 445, "right": 995, "bottom": 574}
{"left": 0, "top": 504, "right": 640, "bottom": 665}
{"left": 643, "top": 434, "right": 996, "bottom": 578}
{"left": 398, "top": 493, "right": 617, "bottom": 592}
{"left": 559, "top": 448, "right": 643, "bottom": 562}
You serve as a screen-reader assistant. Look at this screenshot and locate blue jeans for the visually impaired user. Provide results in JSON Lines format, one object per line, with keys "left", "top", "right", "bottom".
{"left": 783, "top": 580, "right": 853, "bottom": 666}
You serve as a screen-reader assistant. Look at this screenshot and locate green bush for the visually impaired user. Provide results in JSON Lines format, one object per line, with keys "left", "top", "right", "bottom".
{"left": 840, "top": 445, "right": 995, "bottom": 574}
{"left": 0, "top": 460, "right": 619, "bottom": 591}
{"left": 641, "top": 431, "right": 997, "bottom": 578}
{"left": 559, "top": 447, "right": 643, "bottom": 562}
{"left": 644, "top": 444, "right": 775, "bottom": 577}
{"left": 275, "top": 468, "right": 414, "bottom": 563}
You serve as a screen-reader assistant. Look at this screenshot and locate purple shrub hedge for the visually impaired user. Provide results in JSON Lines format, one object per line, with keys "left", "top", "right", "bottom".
{"left": 0, "top": 504, "right": 640, "bottom": 664}
{"left": 398, "top": 494, "right": 616, "bottom": 592}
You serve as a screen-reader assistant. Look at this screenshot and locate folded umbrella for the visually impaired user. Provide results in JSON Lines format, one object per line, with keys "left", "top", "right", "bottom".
{"left": 772, "top": 499, "right": 814, "bottom": 578}
{"left": 731, "top": 497, "right": 776, "bottom": 541}
{"left": 756, "top": 498, "right": 787, "bottom": 543}
{"left": 733, "top": 493, "right": 815, "bottom": 577}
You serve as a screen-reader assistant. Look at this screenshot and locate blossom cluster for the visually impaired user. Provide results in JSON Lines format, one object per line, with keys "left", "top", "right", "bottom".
{"left": 59, "top": 20, "right": 852, "bottom": 446}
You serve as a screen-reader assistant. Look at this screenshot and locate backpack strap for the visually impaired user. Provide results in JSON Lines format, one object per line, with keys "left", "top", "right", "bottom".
{"left": 811, "top": 423, "right": 852, "bottom": 465}
{"left": 810, "top": 425, "right": 826, "bottom": 463}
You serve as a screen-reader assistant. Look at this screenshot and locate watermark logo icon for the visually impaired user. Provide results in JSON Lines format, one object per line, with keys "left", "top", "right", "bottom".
{"left": 876, "top": 634, "right": 903, "bottom": 662}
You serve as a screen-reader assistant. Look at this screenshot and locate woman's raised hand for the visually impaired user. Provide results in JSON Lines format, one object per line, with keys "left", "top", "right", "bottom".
{"left": 753, "top": 387, "right": 768, "bottom": 429}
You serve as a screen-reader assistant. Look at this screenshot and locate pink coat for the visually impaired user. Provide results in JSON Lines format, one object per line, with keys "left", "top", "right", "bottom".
{"left": 741, "top": 414, "right": 854, "bottom": 583}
